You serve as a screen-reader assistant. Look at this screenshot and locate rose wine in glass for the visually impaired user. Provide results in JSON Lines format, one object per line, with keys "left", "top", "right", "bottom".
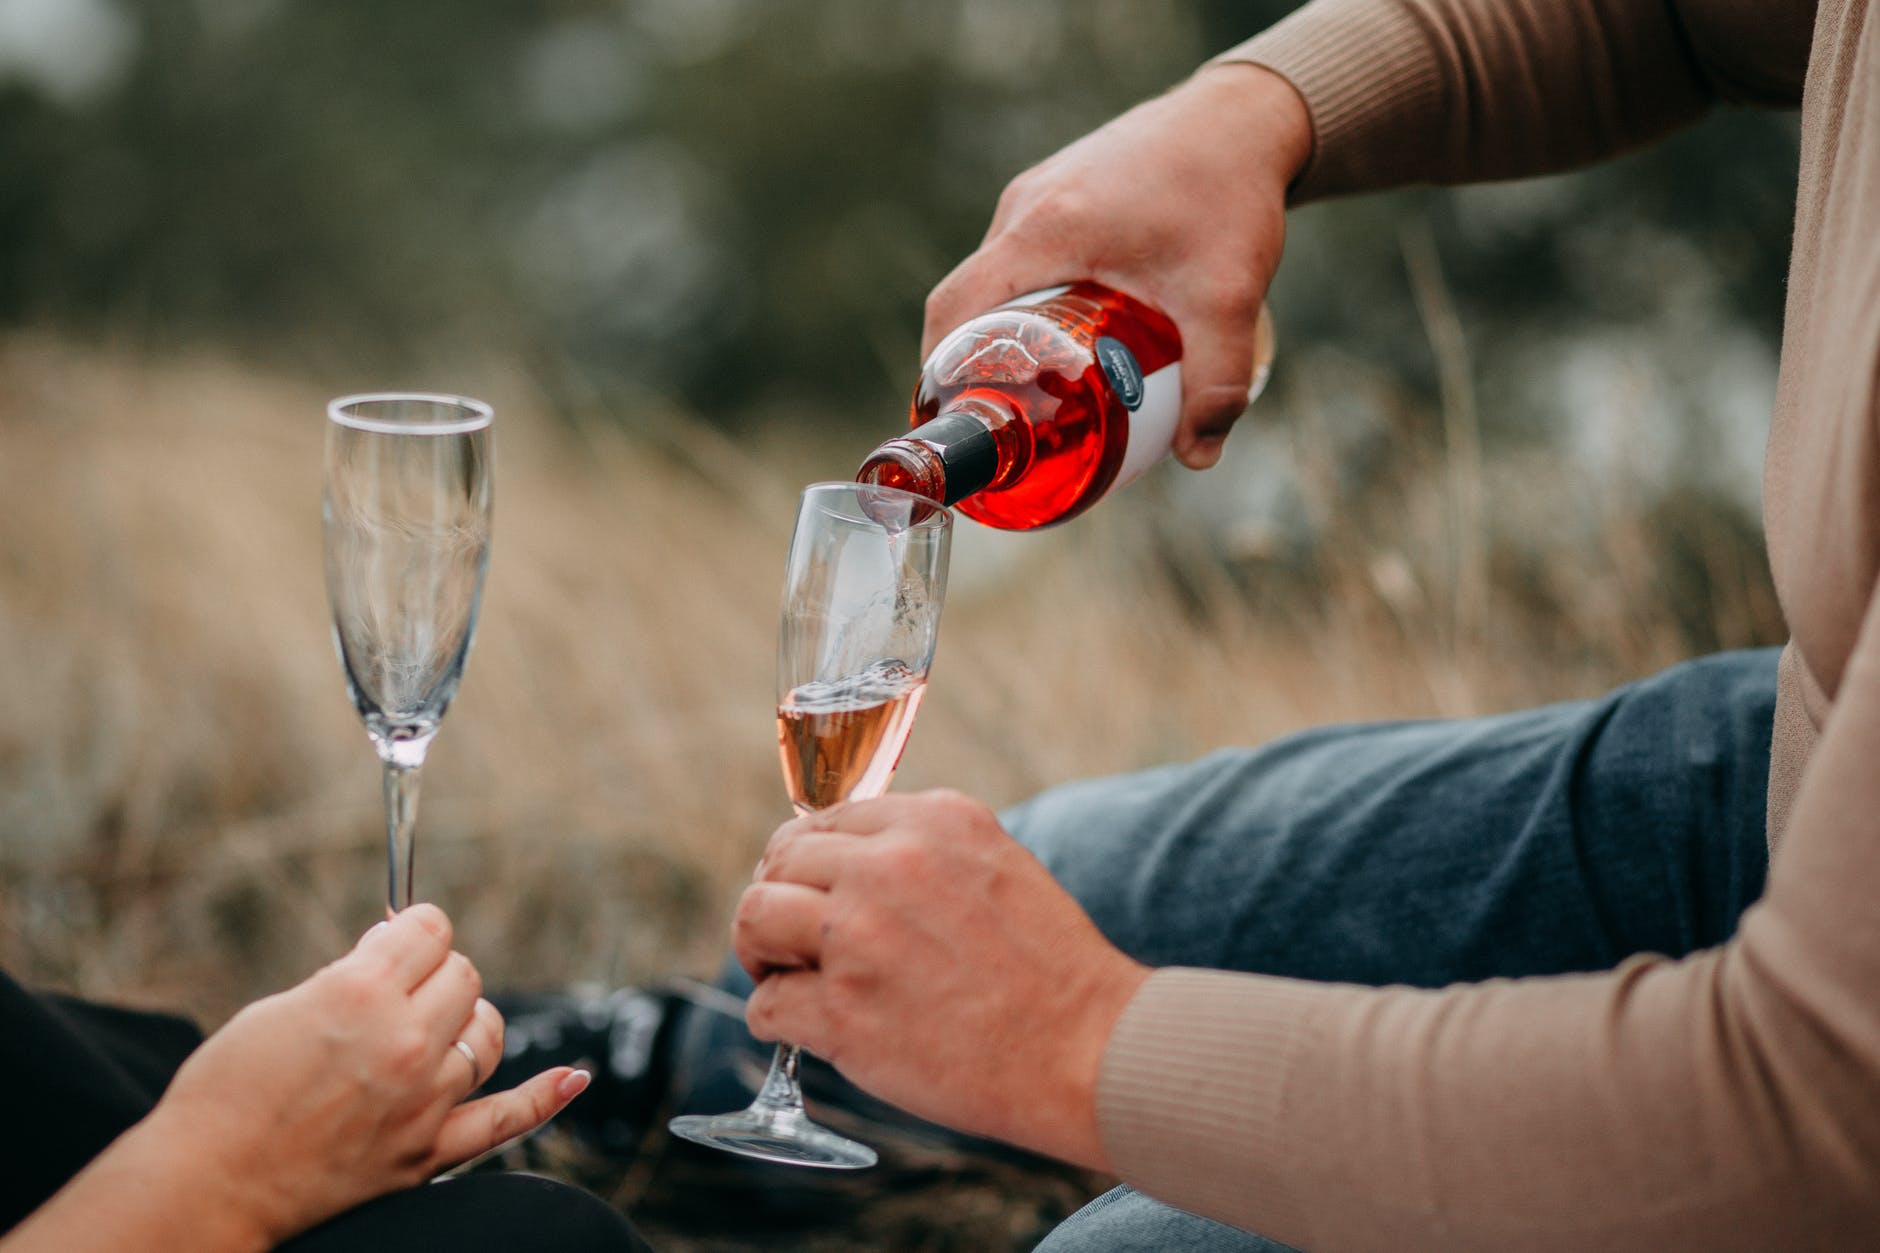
{"left": 857, "top": 281, "right": 1275, "bottom": 529}
{"left": 669, "top": 481, "right": 951, "bottom": 1169}
{"left": 323, "top": 393, "right": 493, "bottom": 914}
{"left": 777, "top": 659, "right": 927, "bottom": 812}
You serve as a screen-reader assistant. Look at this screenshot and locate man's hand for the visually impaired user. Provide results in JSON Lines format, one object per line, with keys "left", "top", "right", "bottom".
{"left": 734, "top": 791, "right": 1151, "bottom": 1171}
{"left": 923, "top": 64, "right": 1312, "bottom": 470}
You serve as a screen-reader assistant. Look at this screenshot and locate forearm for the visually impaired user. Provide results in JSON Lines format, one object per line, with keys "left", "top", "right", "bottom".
{"left": 1219, "top": 0, "right": 1731, "bottom": 201}
{"left": 1098, "top": 582, "right": 1880, "bottom": 1249}
{"left": 1, "top": 1119, "right": 273, "bottom": 1253}
{"left": 1102, "top": 953, "right": 1849, "bottom": 1250}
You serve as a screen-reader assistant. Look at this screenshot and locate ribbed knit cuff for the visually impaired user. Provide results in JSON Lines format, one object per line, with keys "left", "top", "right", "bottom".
{"left": 1767, "top": 641, "right": 1818, "bottom": 852}
{"left": 1097, "top": 968, "right": 1324, "bottom": 1244}
{"left": 1211, "top": 0, "right": 1446, "bottom": 203}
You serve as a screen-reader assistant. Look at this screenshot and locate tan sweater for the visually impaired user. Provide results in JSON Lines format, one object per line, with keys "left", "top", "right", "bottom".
{"left": 1096, "top": 1, "right": 1880, "bottom": 1247}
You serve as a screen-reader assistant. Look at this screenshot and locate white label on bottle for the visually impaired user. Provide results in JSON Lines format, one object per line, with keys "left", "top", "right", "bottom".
{"left": 1114, "top": 361, "right": 1180, "bottom": 490}
{"left": 1002, "top": 284, "right": 1071, "bottom": 309}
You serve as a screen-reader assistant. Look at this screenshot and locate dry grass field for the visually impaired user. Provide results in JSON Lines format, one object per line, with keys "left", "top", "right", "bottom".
{"left": 0, "top": 333, "right": 1783, "bottom": 1247}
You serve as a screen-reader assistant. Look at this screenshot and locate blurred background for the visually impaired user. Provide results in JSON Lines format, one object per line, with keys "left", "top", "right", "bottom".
{"left": 0, "top": 0, "right": 1795, "bottom": 1247}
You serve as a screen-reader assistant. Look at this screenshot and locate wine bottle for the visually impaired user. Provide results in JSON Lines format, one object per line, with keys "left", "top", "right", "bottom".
{"left": 857, "top": 281, "right": 1273, "bottom": 530}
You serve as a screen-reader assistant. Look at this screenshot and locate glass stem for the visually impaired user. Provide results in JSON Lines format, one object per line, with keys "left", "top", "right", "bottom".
{"left": 752, "top": 1043, "right": 809, "bottom": 1118}
{"left": 382, "top": 761, "right": 423, "bottom": 915}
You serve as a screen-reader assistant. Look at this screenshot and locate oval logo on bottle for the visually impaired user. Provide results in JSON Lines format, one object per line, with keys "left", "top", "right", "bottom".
{"left": 1095, "top": 336, "right": 1144, "bottom": 410}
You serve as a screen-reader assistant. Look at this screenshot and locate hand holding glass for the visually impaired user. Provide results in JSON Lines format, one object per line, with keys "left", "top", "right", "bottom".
{"left": 323, "top": 393, "right": 493, "bottom": 914}
{"left": 669, "top": 481, "right": 951, "bottom": 1169}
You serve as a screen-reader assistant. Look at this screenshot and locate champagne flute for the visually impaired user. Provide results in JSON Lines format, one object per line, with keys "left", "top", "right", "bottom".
{"left": 323, "top": 393, "right": 493, "bottom": 914}
{"left": 670, "top": 481, "right": 952, "bottom": 1169}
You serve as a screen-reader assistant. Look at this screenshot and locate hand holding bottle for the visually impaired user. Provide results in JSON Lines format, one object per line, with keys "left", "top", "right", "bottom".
{"left": 920, "top": 63, "right": 1312, "bottom": 471}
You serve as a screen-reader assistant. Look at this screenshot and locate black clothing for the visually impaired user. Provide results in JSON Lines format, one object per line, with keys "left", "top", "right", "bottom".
{"left": 0, "top": 967, "right": 198, "bottom": 1236}
{"left": 0, "top": 967, "right": 648, "bottom": 1251}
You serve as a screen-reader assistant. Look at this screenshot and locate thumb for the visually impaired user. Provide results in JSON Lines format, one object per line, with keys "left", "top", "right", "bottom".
{"left": 922, "top": 239, "right": 1085, "bottom": 359}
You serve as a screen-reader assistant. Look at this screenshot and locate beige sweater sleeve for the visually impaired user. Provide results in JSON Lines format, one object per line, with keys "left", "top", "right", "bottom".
{"left": 1099, "top": 575, "right": 1880, "bottom": 1247}
{"left": 1092, "top": 6, "right": 1864, "bottom": 1247}
{"left": 1214, "top": 0, "right": 1810, "bottom": 201}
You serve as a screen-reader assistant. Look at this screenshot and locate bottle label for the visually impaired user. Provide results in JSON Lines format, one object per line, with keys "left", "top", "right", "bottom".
{"left": 1001, "top": 284, "right": 1071, "bottom": 309}
{"left": 973, "top": 284, "right": 1184, "bottom": 502}
{"left": 1114, "top": 361, "right": 1180, "bottom": 490}
{"left": 1095, "top": 337, "right": 1144, "bottom": 410}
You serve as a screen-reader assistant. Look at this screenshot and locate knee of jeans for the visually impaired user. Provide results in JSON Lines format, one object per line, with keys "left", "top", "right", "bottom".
{"left": 997, "top": 764, "right": 1184, "bottom": 873}
{"left": 1035, "top": 1185, "right": 1297, "bottom": 1253}
{"left": 1033, "top": 1184, "right": 1132, "bottom": 1250}
{"left": 999, "top": 786, "right": 1121, "bottom": 889}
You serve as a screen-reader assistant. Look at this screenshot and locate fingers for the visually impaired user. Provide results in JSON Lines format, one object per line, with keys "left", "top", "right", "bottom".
{"left": 429, "top": 1067, "right": 591, "bottom": 1170}
{"left": 758, "top": 806, "right": 867, "bottom": 869}
{"left": 744, "top": 968, "right": 826, "bottom": 1053}
{"left": 353, "top": 903, "right": 454, "bottom": 992}
{"left": 757, "top": 796, "right": 915, "bottom": 883}
{"left": 765, "top": 802, "right": 855, "bottom": 846}
{"left": 444, "top": 998, "right": 502, "bottom": 1096}
{"left": 474, "top": 996, "right": 504, "bottom": 1072}
{"left": 1169, "top": 299, "right": 1263, "bottom": 470}
{"left": 1174, "top": 393, "right": 1251, "bottom": 469}
{"left": 764, "top": 789, "right": 972, "bottom": 852}
{"left": 732, "top": 882, "right": 830, "bottom": 980}
{"left": 410, "top": 950, "right": 483, "bottom": 1050}
{"left": 921, "top": 238, "right": 1078, "bottom": 359}
{"left": 755, "top": 832, "right": 854, "bottom": 890}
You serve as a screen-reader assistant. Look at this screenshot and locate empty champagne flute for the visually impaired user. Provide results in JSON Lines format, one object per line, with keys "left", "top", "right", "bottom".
{"left": 669, "top": 480, "right": 952, "bottom": 1169}
{"left": 323, "top": 393, "right": 493, "bottom": 914}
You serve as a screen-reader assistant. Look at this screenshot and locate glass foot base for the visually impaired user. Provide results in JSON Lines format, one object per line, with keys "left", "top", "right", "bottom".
{"left": 668, "top": 1109, "right": 878, "bottom": 1170}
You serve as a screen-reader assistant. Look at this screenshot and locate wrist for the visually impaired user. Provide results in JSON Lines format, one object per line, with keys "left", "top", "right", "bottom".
{"left": 1185, "top": 61, "right": 1314, "bottom": 191}
{"left": 16, "top": 1114, "right": 280, "bottom": 1253}
{"left": 1050, "top": 954, "right": 1152, "bottom": 1173}
{"left": 125, "top": 1109, "right": 282, "bottom": 1252}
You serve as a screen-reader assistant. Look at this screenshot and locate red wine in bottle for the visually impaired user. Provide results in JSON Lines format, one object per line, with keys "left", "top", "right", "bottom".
{"left": 857, "top": 282, "right": 1273, "bottom": 530}
{"left": 776, "top": 659, "right": 927, "bottom": 813}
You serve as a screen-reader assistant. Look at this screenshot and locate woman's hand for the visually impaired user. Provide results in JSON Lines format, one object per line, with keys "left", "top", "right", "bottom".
{"left": 922, "top": 63, "right": 1312, "bottom": 470}
{"left": 734, "top": 791, "right": 1150, "bottom": 1171}
{"left": 9, "top": 905, "right": 589, "bottom": 1252}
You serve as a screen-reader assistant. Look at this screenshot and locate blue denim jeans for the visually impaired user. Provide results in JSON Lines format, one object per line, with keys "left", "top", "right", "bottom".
{"left": 1024, "top": 648, "right": 1776, "bottom": 1252}
{"left": 697, "top": 650, "right": 1777, "bottom": 1251}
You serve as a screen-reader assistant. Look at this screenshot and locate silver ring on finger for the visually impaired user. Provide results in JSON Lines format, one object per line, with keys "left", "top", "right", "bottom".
{"left": 453, "top": 1038, "right": 481, "bottom": 1087}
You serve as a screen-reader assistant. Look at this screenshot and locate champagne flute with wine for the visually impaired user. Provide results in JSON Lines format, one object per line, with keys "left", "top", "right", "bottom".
{"left": 669, "top": 480, "right": 951, "bottom": 1169}
{"left": 323, "top": 393, "right": 493, "bottom": 914}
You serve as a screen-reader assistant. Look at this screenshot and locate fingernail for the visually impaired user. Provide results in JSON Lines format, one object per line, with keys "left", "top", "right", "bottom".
{"left": 361, "top": 920, "right": 389, "bottom": 942}
{"left": 557, "top": 1069, "right": 592, "bottom": 1101}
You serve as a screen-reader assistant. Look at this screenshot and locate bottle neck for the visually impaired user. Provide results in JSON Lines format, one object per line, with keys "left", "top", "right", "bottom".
{"left": 858, "top": 397, "right": 1014, "bottom": 507}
